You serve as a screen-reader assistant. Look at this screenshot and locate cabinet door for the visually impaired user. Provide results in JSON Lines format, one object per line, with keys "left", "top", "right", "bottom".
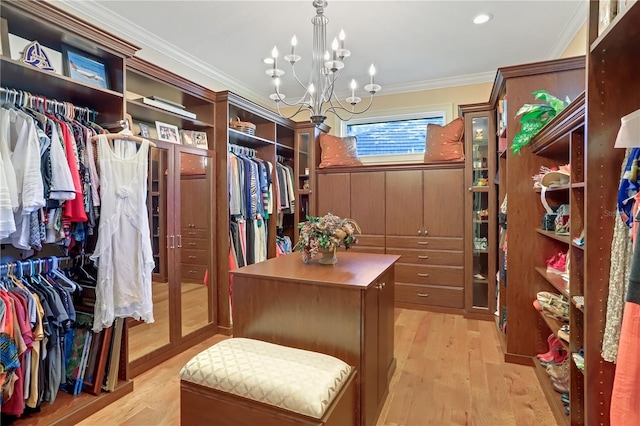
{"left": 176, "top": 148, "right": 216, "bottom": 338}
{"left": 317, "top": 173, "right": 351, "bottom": 218}
{"left": 423, "top": 168, "right": 464, "bottom": 237}
{"left": 351, "top": 172, "right": 385, "bottom": 235}
{"left": 385, "top": 170, "right": 423, "bottom": 236}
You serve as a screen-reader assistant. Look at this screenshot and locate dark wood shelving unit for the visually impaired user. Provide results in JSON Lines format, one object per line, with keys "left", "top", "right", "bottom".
{"left": 126, "top": 99, "right": 214, "bottom": 130}
{"left": 532, "top": 358, "right": 570, "bottom": 426}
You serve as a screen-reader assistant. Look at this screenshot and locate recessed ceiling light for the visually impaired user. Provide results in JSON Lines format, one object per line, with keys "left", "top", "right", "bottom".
{"left": 473, "top": 13, "right": 493, "bottom": 24}
{"left": 263, "top": 57, "right": 274, "bottom": 65}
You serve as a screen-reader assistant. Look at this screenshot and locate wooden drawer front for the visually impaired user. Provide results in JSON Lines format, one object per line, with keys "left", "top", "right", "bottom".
{"left": 348, "top": 246, "right": 386, "bottom": 254}
{"left": 356, "top": 235, "right": 385, "bottom": 247}
{"left": 182, "top": 248, "right": 209, "bottom": 265}
{"left": 386, "top": 248, "right": 463, "bottom": 267}
{"left": 386, "top": 236, "right": 463, "bottom": 251}
{"left": 395, "top": 264, "right": 463, "bottom": 287}
{"left": 182, "top": 236, "right": 209, "bottom": 251}
{"left": 181, "top": 263, "right": 208, "bottom": 283}
{"left": 396, "top": 283, "right": 464, "bottom": 308}
{"left": 182, "top": 228, "right": 209, "bottom": 237}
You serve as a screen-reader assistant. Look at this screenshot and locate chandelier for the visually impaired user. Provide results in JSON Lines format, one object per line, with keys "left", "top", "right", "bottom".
{"left": 265, "top": 0, "right": 381, "bottom": 125}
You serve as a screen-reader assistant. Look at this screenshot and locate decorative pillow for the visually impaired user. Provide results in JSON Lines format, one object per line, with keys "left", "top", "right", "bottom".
{"left": 423, "top": 117, "right": 465, "bottom": 162}
{"left": 319, "top": 133, "right": 363, "bottom": 168}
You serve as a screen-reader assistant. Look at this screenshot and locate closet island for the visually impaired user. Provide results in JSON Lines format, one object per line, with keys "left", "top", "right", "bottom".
{"left": 230, "top": 251, "right": 399, "bottom": 426}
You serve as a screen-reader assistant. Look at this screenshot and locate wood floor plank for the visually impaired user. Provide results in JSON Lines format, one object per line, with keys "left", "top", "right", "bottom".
{"left": 78, "top": 309, "right": 558, "bottom": 426}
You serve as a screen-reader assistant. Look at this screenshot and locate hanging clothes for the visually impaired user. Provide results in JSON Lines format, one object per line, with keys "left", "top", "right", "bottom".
{"left": 90, "top": 135, "right": 154, "bottom": 332}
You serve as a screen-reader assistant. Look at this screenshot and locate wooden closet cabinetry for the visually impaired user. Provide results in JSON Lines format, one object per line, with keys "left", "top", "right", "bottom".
{"left": 386, "top": 167, "right": 465, "bottom": 311}
{"left": 0, "top": 1, "right": 137, "bottom": 422}
{"left": 316, "top": 171, "right": 386, "bottom": 253}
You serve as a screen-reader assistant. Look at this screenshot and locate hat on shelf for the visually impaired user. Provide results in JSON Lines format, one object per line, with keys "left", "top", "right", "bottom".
{"left": 614, "top": 108, "right": 640, "bottom": 148}
{"left": 541, "top": 164, "right": 571, "bottom": 187}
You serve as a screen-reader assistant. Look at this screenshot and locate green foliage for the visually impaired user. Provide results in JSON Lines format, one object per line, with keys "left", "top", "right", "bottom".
{"left": 511, "top": 90, "right": 570, "bottom": 154}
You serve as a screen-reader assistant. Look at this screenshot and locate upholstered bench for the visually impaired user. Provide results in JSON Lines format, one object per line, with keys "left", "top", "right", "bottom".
{"left": 179, "top": 338, "right": 357, "bottom": 426}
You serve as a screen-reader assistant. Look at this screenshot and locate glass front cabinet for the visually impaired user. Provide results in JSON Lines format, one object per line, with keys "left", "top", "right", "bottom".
{"left": 459, "top": 104, "right": 497, "bottom": 318}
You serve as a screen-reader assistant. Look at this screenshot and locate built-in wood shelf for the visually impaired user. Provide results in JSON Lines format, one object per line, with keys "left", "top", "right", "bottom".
{"left": 536, "top": 266, "right": 570, "bottom": 298}
{"left": 536, "top": 228, "right": 571, "bottom": 244}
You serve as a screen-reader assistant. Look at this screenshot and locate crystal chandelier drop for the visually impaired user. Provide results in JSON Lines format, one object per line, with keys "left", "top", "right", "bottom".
{"left": 265, "top": 0, "right": 381, "bottom": 125}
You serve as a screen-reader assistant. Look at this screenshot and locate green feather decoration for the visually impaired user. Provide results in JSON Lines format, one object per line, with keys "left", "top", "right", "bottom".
{"left": 511, "top": 90, "right": 569, "bottom": 154}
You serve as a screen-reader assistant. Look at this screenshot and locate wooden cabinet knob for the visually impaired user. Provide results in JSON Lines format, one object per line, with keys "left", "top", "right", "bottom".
{"left": 418, "top": 230, "right": 422, "bottom": 235}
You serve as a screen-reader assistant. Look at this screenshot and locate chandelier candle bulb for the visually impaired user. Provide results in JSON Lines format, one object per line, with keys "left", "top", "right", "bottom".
{"left": 351, "top": 79, "right": 356, "bottom": 98}
{"left": 271, "top": 46, "right": 278, "bottom": 70}
{"left": 291, "top": 35, "right": 297, "bottom": 55}
{"left": 339, "top": 29, "right": 345, "bottom": 49}
{"left": 369, "top": 64, "right": 375, "bottom": 84}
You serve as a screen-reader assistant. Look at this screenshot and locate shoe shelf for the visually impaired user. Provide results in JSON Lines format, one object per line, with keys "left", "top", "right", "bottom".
{"left": 533, "top": 357, "right": 570, "bottom": 425}
{"left": 535, "top": 266, "right": 570, "bottom": 298}
{"left": 571, "top": 241, "right": 585, "bottom": 250}
{"left": 538, "top": 311, "right": 570, "bottom": 353}
{"left": 534, "top": 183, "right": 571, "bottom": 193}
{"left": 536, "top": 228, "right": 571, "bottom": 245}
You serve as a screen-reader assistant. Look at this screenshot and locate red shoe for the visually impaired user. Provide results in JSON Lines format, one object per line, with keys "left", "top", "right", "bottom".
{"left": 537, "top": 334, "right": 560, "bottom": 361}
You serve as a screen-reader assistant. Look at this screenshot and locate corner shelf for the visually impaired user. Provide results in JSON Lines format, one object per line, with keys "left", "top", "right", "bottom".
{"left": 536, "top": 228, "right": 571, "bottom": 244}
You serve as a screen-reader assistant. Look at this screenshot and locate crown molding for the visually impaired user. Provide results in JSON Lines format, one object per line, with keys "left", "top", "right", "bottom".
{"left": 375, "top": 71, "right": 496, "bottom": 96}
{"left": 547, "top": 1, "right": 588, "bottom": 59}
{"left": 54, "top": 0, "right": 264, "bottom": 103}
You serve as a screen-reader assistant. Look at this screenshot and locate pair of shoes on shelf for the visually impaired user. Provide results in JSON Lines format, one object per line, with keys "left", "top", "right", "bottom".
{"left": 537, "top": 334, "right": 567, "bottom": 365}
{"left": 547, "top": 358, "right": 570, "bottom": 380}
{"left": 546, "top": 252, "right": 567, "bottom": 274}
{"left": 573, "top": 229, "right": 585, "bottom": 246}
{"left": 572, "top": 295, "right": 584, "bottom": 309}
{"left": 474, "top": 273, "right": 486, "bottom": 280}
{"left": 572, "top": 351, "right": 585, "bottom": 371}
{"left": 558, "top": 324, "right": 570, "bottom": 343}
{"left": 535, "top": 292, "right": 570, "bottom": 322}
{"left": 552, "top": 375, "right": 570, "bottom": 393}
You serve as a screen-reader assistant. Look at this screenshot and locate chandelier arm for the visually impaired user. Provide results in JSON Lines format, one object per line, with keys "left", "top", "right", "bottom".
{"left": 289, "top": 63, "right": 311, "bottom": 91}
{"left": 324, "top": 92, "right": 376, "bottom": 117}
{"left": 271, "top": 85, "right": 313, "bottom": 108}
{"left": 275, "top": 102, "right": 312, "bottom": 121}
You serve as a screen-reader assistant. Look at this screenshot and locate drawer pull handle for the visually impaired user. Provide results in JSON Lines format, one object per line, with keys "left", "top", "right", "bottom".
{"left": 417, "top": 241, "right": 429, "bottom": 245}
{"left": 418, "top": 273, "right": 430, "bottom": 277}
{"left": 417, "top": 293, "right": 429, "bottom": 297}
{"left": 189, "top": 242, "right": 196, "bottom": 246}
{"left": 189, "top": 270, "right": 197, "bottom": 274}
{"left": 188, "top": 232, "right": 197, "bottom": 235}
{"left": 418, "top": 255, "right": 429, "bottom": 259}
{"left": 188, "top": 256, "right": 196, "bottom": 259}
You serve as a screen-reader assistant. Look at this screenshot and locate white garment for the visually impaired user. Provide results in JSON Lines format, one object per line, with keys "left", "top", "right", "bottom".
{"left": 0, "top": 151, "right": 16, "bottom": 238}
{"left": 1, "top": 109, "right": 45, "bottom": 249}
{"left": 90, "top": 135, "right": 155, "bottom": 332}
{"left": 48, "top": 124, "right": 76, "bottom": 201}
{"left": 0, "top": 108, "right": 18, "bottom": 210}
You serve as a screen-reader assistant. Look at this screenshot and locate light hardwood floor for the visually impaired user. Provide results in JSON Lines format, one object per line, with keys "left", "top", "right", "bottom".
{"left": 80, "top": 309, "right": 559, "bottom": 426}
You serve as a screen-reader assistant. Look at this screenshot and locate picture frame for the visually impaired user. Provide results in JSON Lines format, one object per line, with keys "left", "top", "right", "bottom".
{"left": 180, "top": 129, "right": 195, "bottom": 146}
{"left": 62, "top": 45, "right": 109, "bottom": 89}
{"left": 155, "top": 121, "right": 180, "bottom": 143}
{"left": 193, "top": 131, "right": 209, "bottom": 149}
{"left": 0, "top": 18, "right": 10, "bottom": 57}
{"left": 139, "top": 123, "right": 151, "bottom": 138}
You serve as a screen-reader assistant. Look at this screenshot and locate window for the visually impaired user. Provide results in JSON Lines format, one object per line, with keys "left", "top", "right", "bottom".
{"left": 345, "top": 113, "right": 445, "bottom": 157}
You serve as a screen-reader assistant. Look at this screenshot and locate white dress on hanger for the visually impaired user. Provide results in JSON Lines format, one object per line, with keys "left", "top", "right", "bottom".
{"left": 91, "top": 134, "right": 155, "bottom": 332}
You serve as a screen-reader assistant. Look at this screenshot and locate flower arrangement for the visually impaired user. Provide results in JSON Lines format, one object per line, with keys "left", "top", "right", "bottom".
{"left": 295, "top": 213, "right": 361, "bottom": 263}
{"left": 512, "top": 90, "right": 570, "bottom": 154}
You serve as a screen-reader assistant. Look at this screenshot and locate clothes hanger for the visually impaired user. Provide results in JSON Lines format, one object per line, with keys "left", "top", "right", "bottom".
{"left": 90, "top": 120, "right": 157, "bottom": 147}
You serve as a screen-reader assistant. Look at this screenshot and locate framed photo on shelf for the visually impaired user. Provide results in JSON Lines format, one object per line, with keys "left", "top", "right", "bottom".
{"left": 139, "top": 123, "right": 151, "bottom": 138}
{"left": 155, "top": 121, "right": 180, "bottom": 143}
{"left": 180, "top": 129, "right": 195, "bottom": 146}
{"left": 62, "top": 45, "right": 109, "bottom": 89}
{"left": 193, "top": 131, "right": 208, "bottom": 149}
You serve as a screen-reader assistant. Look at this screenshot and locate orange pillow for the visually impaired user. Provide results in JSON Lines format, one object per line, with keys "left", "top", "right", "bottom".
{"left": 319, "top": 133, "right": 363, "bottom": 168}
{"left": 423, "top": 117, "right": 465, "bottom": 162}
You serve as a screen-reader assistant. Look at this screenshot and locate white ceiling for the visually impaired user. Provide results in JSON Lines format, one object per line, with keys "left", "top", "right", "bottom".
{"left": 55, "top": 0, "right": 586, "bottom": 105}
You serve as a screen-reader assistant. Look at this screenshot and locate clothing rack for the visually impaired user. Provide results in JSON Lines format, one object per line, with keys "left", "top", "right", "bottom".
{"left": 0, "top": 256, "right": 72, "bottom": 278}
{"left": 277, "top": 154, "right": 287, "bottom": 163}
{"left": 229, "top": 143, "right": 256, "bottom": 157}
{"left": 1, "top": 86, "right": 98, "bottom": 122}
